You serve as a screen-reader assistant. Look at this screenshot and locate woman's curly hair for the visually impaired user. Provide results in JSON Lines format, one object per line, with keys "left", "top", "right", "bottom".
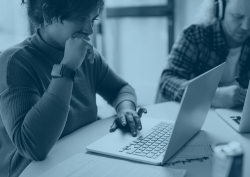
{"left": 21, "top": 0, "right": 104, "bottom": 28}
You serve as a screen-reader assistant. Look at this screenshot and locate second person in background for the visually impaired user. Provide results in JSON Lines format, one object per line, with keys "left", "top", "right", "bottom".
{"left": 156, "top": 0, "right": 250, "bottom": 108}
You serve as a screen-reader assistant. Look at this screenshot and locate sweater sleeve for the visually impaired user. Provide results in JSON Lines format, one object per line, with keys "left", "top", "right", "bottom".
{"left": 157, "top": 26, "right": 199, "bottom": 102}
{"left": 94, "top": 50, "right": 137, "bottom": 109}
{"left": 0, "top": 51, "right": 70, "bottom": 161}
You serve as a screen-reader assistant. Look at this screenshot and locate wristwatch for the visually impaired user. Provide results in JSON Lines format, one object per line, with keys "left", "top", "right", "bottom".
{"left": 51, "top": 64, "right": 76, "bottom": 81}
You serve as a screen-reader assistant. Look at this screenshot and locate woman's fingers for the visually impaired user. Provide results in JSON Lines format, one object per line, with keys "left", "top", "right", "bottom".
{"left": 134, "top": 108, "right": 147, "bottom": 130}
{"left": 126, "top": 113, "right": 137, "bottom": 137}
{"left": 131, "top": 112, "right": 142, "bottom": 130}
{"left": 109, "top": 119, "right": 118, "bottom": 132}
{"left": 119, "top": 114, "right": 127, "bottom": 126}
{"left": 110, "top": 109, "right": 147, "bottom": 136}
{"left": 137, "top": 108, "right": 147, "bottom": 117}
{"left": 73, "top": 33, "right": 95, "bottom": 64}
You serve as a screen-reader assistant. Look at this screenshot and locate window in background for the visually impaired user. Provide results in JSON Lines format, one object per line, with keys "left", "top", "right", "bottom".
{"left": 105, "top": 0, "right": 167, "bottom": 7}
{"left": 0, "top": 0, "right": 29, "bottom": 52}
{"left": 174, "top": 0, "right": 204, "bottom": 40}
{"left": 104, "top": 17, "right": 168, "bottom": 106}
{"left": 101, "top": 0, "right": 173, "bottom": 106}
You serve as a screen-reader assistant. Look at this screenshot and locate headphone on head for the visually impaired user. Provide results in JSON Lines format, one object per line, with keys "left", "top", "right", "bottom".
{"left": 214, "top": 0, "right": 226, "bottom": 20}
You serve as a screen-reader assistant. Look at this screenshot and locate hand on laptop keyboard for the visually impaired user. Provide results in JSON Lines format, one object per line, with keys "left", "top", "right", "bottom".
{"left": 119, "top": 122, "right": 173, "bottom": 159}
{"left": 109, "top": 108, "right": 147, "bottom": 137}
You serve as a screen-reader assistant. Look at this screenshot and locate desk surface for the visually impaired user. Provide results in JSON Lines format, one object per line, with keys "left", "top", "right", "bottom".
{"left": 20, "top": 102, "right": 250, "bottom": 177}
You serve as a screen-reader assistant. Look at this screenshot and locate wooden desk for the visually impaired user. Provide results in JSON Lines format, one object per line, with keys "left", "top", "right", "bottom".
{"left": 20, "top": 102, "right": 250, "bottom": 177}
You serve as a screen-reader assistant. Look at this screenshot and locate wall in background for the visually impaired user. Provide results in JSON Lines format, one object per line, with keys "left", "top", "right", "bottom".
{"left": 104, "top": 17, "right": 168, "bottom": 106}
{"left": 174, "top": 0, "right": 204, "bottom": 40}
{"left": 105, "top": 0, "right": 167, "bottom": 7}
{"left": 103, "top": 1, "right": 169, "bottom": 106}
{"left": 0, "top": 0, "right": 29, "bottom": 51}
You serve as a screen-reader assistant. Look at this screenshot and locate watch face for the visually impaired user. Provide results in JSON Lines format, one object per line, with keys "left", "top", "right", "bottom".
{"left": 51, "top": 64, "right": 63, "bottom": 77}
{"left": 51, "top": 64, "right": 75, "bottom": 80}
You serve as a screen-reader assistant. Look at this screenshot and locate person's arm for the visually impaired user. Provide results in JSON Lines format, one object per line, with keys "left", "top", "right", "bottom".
{"left": 0, "top": 55, "right": 71, "bottom": 161}
{"left": 116, "top": 100, "right": 136, "bottom": 112}
{"left": 0, "top": 34, "right": 92, "bottom": 161}
{"left": 157, "top": 27, "right": 199, "bottom": 102}
{"left": 94, "top": 51, "right": 137, "bottom": 110}
{"left": 47, "top": 75, "right": 73, "bottom": 105}
{"left": 94, "top": 51, "right": 144, "bottom": 136}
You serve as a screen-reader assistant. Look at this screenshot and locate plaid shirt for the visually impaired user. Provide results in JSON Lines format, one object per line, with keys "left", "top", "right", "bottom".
{"left": 156, "top": 20, "right": 250, "bottom": 103}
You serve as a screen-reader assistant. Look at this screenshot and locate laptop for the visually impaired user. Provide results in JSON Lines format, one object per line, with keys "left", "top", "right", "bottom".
{"left": 215, "top": 81, "right": 250, "bottom": 133}
{"left": 86, "top": 63, "right": 225, "bottom": 165}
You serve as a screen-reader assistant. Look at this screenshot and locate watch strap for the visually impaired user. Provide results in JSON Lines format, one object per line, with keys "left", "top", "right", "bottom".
{"left": 51, "top": 64, "right": 76, "bottom": 81}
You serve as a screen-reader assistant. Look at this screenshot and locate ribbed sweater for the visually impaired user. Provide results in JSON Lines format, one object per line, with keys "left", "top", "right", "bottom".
{"left": 0, "top": 32, "right": 136, "bottom": 177}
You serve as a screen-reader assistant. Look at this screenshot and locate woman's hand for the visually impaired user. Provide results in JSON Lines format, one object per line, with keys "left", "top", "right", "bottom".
{"left": 109, "top": 108, "right": 147, "bottom": 137}
{"left": 61, "top": 32, "right": 95, "bottom": 71}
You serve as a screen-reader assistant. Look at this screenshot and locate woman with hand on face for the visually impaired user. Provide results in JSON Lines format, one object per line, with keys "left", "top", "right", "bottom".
{"left": 0, "top": 1, "right": 147, "bottom": 177}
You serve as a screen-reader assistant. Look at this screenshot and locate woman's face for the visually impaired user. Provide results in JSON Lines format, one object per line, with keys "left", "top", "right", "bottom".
{"left": 44, "top": 5, "right": 101, "bottom": 49}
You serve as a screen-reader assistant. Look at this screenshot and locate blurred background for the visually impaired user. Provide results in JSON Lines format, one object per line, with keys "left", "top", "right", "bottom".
{"left": 0, "top": 0, "right": 204, "bottom": 118}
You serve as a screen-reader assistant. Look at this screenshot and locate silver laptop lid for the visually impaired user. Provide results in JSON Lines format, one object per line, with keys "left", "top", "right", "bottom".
{"left": 162, "top": 63, "right": 225, "bottom": 164}
{"left": 239, "top": 80, "right": 250, "bottom": 132}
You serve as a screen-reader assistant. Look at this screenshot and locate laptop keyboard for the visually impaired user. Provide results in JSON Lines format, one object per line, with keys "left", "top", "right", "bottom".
{"left": 230, "top": 116, "right": 241, "bottom": 124}
{"left": 119, "top": 122, "right": 173, "bottom": 159}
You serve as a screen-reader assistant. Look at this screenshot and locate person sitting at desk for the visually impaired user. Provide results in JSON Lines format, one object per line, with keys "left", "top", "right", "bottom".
{"left": 156, "top": 0, "right": 250, "bottom": 108}
{"left": 0, "top": 1, "right": 145, "bottom": 177}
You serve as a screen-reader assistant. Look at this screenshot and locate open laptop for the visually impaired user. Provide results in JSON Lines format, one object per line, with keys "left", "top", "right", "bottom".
{"left": 86, "top": 63, "right": 225, "bottom": 165}
{"left": 215, "top": 81, "right": 250, "bottom": 133}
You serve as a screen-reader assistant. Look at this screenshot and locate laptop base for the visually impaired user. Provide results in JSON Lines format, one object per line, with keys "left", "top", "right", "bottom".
{"left": 86, "top": 117, "right": 174, "bottom": 165}
{"left": 215, "top": 108, "right": 240, "bottom": 132}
